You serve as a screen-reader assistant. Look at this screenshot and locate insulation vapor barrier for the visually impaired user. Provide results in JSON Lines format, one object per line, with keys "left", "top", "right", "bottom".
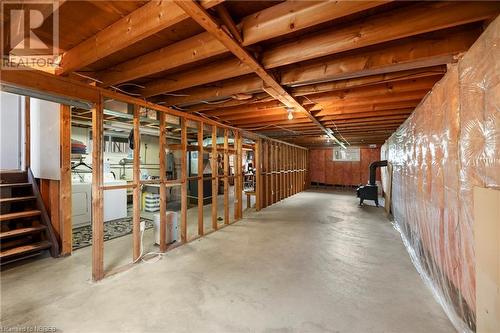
{"left": 382, "top": 16, "right": 499, "bottom": 332}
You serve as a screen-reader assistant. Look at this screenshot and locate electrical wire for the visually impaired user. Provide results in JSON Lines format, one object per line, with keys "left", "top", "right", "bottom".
{"left": 132, "top": 222, "right": 165, "bottom": 264}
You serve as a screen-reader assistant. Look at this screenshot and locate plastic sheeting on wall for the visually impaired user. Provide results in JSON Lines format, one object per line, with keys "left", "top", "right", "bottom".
{"left": 382, "top": 16, "right": 499, "bottom": 332}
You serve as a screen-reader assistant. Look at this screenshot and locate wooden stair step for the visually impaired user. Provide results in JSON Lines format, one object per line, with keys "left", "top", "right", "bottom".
{"left": 0, "top": 241, "right": 52, "bottom": 261}
{"left": 0, "top": 226, "right": 47, "bottom": 240}
{"left": 0, "top": 182, "right": 31, "bottom": 188}
{"left": 0, "top": 196, "right": 36, "bottom": 204}
{"left": 0, "top": 210, "right": 41, "bottom": 222}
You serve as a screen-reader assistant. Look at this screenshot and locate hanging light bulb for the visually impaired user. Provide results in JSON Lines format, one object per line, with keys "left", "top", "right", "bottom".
{"left": 286, "top": 107, "right": 294, "bottom": 120}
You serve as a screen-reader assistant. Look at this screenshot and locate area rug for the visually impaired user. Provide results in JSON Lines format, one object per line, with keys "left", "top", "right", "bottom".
{"left": 72, "top": 218, "right": 154, "bottom": 250}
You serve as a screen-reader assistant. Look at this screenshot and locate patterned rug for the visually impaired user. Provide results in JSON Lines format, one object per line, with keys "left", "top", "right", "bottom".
{"left": 72, "top": 218, "right": 154, "bottom": 250}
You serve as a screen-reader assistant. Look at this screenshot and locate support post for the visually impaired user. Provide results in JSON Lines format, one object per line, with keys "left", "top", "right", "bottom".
{"left": 132, "top": 104, "right": 141, "bottom": 261}
{"left": 92, "top": 95, "right": 104, "bottom": 281}
{"left": 159, "top": 112, "right": 167, "bottom": 252}
{"left": 59, "top": 104, "right": 72, "bottom": 255}
{"left": 255, "top": 138, "right": 262, "bottom": 211}
{"left": 224, "top": 129, "right": 229, "bottom": 224}
{"left": 197, "top": 122, "right": 204, "bottom": 236}
{"left": 180, "top": 118, "right": 187, "bottom": 242}
{"left": 211, "top": 126, "right": 218, "bottom": 230}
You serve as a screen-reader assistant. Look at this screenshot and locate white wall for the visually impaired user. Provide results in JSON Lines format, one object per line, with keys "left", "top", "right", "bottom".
{"left": 31, "top": 98, "right": 60, "bottom": 180}
{"left": 0, "top": 92, "right": 22, "bottom": 170}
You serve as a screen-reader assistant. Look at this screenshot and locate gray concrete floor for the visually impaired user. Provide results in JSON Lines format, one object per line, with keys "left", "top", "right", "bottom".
{"left": 0, "top": 190, "right": 454, "bottom": 333}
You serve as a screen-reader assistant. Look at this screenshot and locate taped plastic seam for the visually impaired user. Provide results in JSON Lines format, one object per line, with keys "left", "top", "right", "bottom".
{"left": 382, "top": 15, "right": 500, "bottom": 333}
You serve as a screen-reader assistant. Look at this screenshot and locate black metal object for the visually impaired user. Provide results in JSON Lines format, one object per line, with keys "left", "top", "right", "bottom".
{"left": 356, "top": 160, "right": 387, "bottom": 206}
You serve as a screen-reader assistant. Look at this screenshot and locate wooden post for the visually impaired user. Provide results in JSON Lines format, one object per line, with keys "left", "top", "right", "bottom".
{"left": 197, "top": 122, "right": 204, "bottom": 236}
{"left": 24, "top": 97, "right": 30, "bottom": 169}
{"left": 236, "top": 131, "right": 243, "bottom": 219}
{"left": 223, "top": 129, "right": 229, "bottom": 224}
{"left": 180, "top": 118, "right": 187, "bottom": 242}
{"left": 211, "top": 126, "right": 218, "bottom": 230}
{"left": 159, "top": 112, "right": 167, "bottom": 252}
{"left": 59, "top": 104, "right": 72, "bottom": 255}
{"left": 91, "top": 95, "right": 104, "bottom": 281}
{"left": 132, "top": 104, "right": 141, "bottom": 261}
{"left": 255, "top": 138, "right": 261, "bottom": 211}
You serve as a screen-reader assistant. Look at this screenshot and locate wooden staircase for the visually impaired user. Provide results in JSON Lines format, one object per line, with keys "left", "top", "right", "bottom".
{"left": 0, "top": 170, "right": 59, "bottom": 265}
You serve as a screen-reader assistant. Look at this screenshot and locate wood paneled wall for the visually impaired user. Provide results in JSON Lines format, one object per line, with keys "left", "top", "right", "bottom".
{"left": 309, "top": 147, "right": 381, "bottom": 186}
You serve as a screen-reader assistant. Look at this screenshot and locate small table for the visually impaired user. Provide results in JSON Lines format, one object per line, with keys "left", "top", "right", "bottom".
{"left": 244, "top": 191, "right": 256, "bottom": 209}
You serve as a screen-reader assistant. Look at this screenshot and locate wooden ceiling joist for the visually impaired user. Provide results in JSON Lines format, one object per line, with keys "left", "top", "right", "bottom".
{"left": 162, "top": 66, "right": 445, "bottom": 107}
{"left": 148, "top": 27, "right": 479, "bottom": 100}
{"left": 142, "top": 2, "right": 496, "bottom": 98}
{"left": 58, "top": 0, "right": 222, "bottom": 74}
{"left": 95, "top": 0, "right": 389, "bottom": 87}
{"left": 173, "top": 0, "right": 344, "bottom": 146}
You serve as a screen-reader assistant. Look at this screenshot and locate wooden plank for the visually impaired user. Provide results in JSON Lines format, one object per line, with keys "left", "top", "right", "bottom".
{"left": 180, "top": 118, "right": 188, "bottom": 242}
{"left": 132, "top": 105, "right": 141, "bottom": 261}
{"left": 100, "top": 0, "right": 386, "bottom": 87}
{"left": 24, "top": 97, "right": 30, "bottom": 169}
{"left": 215, "top": 4, "right": 243, "bottom": 43}
{"left": 59, "top": 104, "right": 72, "bottom": 255}
{"left": 236, "top": 131, "right": 243, "bottom": 219}
{"left": 159, "top": 112, "right": 167, "bottom": 252}
{"left": 263, "top": 2, "right": 498, "bottom": 68}
{"left": 255, "top": 139, "right": 261, "bottom": 211}
{"left": 211, "top": 126, "right": 218, "bottom": 230}
{"left": 168, "top": 1, "right": 345, "bottom": 147}
{"left": 91, "top": 95, "right": 104, "bottom": 281}
{"left": 49, "top": 180, "right": 60, "bottom": 241}
{"left": 197, "top": 122, "right": 204, "bottom": 236}
{"left": 58, "top": 0, "right": 222, "bottom": 74}
{"left": 223, "top": 129, "right": 229, "bottom": 224}
{"left": 0, "top": 210, "right": 40, "bottom": 222}
{"left": 149, "top": 28, "right": 477, "bottom": 101}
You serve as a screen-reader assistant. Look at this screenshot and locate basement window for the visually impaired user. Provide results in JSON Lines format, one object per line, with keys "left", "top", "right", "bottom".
{"left": 333, "top": 147, "right": 360, "bottom": 162}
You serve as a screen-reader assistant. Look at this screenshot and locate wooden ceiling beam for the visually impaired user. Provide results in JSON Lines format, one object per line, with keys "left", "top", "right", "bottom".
{"left": 96, "top": 0, "right": 389, "bottom": 87}
{"left": 162, "top": 66, "right": 444, "bottom": 106}
{"left": 57, "top": 0, "right": 222, "bottom": 74}
{"left": 145, "top": 27, "right": 479, "bottom": 98}
{"left": 262, "top": 2, "right": 499, "bottom": 68}
{"left": 314, "top": 100, "right": 421, "bottom": 117}
{"left": 174, "top": 0, "right": 345, "bottom": 147}
{"left": 319, "top": 109, "right": 413, "bottom": 121}
{"left": 165, "top": 67, "right": 444, "bottom": 107}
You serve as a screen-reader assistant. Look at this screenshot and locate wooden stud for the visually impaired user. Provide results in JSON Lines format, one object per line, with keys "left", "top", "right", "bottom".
{"left": 255, "top": 138, "right": 261, "bottom": 211}
{"left": 197, "top": 122, "right": 204, "bottom": 236}
{"left": 59, "top": 104, "right": 72, "bottom": 255}
{"left": 91, "top": 95, "right": 104, "bottom": 281}
{"left": 223, "top": 129, "right": 229, "bottom": 224}
{"left": 159, "top": 112, "right": 167, "bottom": 252}
{"left": 180, "top": 118, "right": 187, "bottom": 242}
{"left": 24, "top": 97, "right": 30, "bottom": 169}
{"left": 211, "top": 126, "right": 218, "bottom": 230}
{"left": 132, "top": 104, "right": 141, "bottom": 261}
{"left": 236, "top": 131, "right": 243, "bottom": 219}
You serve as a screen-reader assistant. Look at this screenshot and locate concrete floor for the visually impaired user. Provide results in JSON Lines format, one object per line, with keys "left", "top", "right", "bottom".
{"left": 0, "top": 190, "right": 454, "bottom": 332}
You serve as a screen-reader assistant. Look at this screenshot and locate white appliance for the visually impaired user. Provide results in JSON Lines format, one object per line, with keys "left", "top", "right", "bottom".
{"left": 153, "top": 211, "right": 179, "bottom": 245}
{"left": 71, "top": 177, "right": 127, "bottom": 228}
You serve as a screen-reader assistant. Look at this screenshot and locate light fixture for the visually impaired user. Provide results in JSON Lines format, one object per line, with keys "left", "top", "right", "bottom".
{"left": 286, "top": 107, "right": 294, "bottom": 120}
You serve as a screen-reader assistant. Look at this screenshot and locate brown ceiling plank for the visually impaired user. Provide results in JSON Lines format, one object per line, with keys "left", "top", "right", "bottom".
{"left": 262, "top": 1, "right": 499, "bottom": 68}
{"left": 161, "top": 66, "right": 444, "bottom": 106}
{"left": 314, "top": 100, "right": 421, "bottom": 117}
{"left": 215, "top": 3, "right": 243, "bottom": 43}
{"left": 145, "top": 27, "right": 479, "bottom": 98}
{"left": 97, "top": 0, "right": 389, "bottom": 87}
{"left": 57, "top": 0, "right": 223, "bottom": 75}
{"left": 319, "top": 109, "right": 413, "bottom": 121}
{"left": 174, "top": 0, "right": 345, "bottom": 146}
